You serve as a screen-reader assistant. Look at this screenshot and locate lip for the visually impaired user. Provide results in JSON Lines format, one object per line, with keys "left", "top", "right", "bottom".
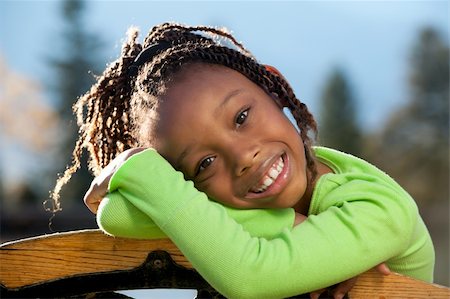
{"left": 244, "top": 152, "right": 290, "bottom": 200}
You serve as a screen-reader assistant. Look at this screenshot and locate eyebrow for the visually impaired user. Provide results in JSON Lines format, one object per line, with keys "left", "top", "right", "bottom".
{"left": 214, "top": 89, "right": 244, "bottom": 117}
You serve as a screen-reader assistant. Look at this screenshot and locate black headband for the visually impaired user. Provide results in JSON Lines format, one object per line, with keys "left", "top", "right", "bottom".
{"left": 127, "top": 40, "right": 171, "bottom": 77}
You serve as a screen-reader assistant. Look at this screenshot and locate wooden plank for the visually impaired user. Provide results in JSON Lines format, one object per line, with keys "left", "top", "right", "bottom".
{"left": 349, "top": 269, "right": 450, "bottom": 298}
{"left": 1, "top": 229, "right": 450, "bottom": 298}
{"left": 0, "top": 229, "right": 192, "bottom": 288}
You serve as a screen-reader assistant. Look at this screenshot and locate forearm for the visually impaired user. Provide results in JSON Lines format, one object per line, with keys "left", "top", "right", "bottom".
{"left": 103, "top": 187, "right": 408, "bottom": 298}
{"left": 98, "top": 192, "right": 295, "bottom": 241}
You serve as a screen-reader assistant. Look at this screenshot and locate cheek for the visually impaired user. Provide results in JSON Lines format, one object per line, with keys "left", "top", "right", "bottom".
{"left": 263, "top": 104, "right": 297, "bottom": 133}
{"left": 199, "top": 178, "right": 234, "bottom": 204}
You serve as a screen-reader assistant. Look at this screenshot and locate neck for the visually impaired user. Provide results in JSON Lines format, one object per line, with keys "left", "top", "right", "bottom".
{"left": 293, "top": 160, "right": 333, "bottom": 214}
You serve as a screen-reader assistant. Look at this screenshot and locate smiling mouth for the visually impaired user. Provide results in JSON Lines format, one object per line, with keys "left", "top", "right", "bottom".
{"left": 249, "top": 155, "right": 285, "bottom": 193}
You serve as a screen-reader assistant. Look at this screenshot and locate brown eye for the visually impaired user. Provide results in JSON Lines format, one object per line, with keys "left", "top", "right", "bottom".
{"left": 197, "top": 156, "right": 215, "bottom": 174}
{"left": 236, "top": 108, "right": 249, "bottom": 127}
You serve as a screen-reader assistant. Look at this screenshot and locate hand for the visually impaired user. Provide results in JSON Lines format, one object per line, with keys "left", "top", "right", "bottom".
{"left": 294, "top": 213, "right": 308, "bottom": 226}
{"left": 374, "top": 262, "right": 391, "bottom": 276}
{"left": 83, "top": 147, "right": 147, "bottom": 214}
{"left": 310, "top": 263, "right": 391, "bottom": 299}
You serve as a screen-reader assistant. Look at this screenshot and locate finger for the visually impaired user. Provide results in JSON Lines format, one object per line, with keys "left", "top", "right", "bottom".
{"left": 84, "top": 191, "right": 102, "bottom": 214}
{"left": 375, "top": 263, "right": 391, "bottom": 275}
{"left": 310, "top": 288, "right": 325, "bottom": 299}
{"left": 83, "top": 147, "right": 147, "bottom": 214}
{"left": 86, "top": 201, "right": 100, "bottom": 214}
{"left": 332, "top": 277, "right": 357, "bottom": 299}
{"left": 84, "top": 181, "right": 106, "bottom": 214}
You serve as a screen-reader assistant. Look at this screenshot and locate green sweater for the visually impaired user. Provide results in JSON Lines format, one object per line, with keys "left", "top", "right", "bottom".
{"left": 97, "top": 147, "right": 434, "bottom": 298}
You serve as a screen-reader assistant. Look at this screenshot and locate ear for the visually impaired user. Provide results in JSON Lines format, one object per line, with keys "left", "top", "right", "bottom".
{"left": 264, "top": 65, "right": 288, "bottom": 108}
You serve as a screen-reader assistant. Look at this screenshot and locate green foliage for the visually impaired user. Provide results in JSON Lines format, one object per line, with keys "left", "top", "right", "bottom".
{"left": 318, "top": 68, "right": 362, "bottom": 156}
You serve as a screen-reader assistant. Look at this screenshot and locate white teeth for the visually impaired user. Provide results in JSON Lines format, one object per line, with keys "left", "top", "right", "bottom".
{"left": 263, "top": 177, "right": 274, "bottom": 186}
{"left": 250, "top": 156, "right": 285, "bottom": 193}
{"left": 269, "top": 168, "right": 279, "bottom": 178}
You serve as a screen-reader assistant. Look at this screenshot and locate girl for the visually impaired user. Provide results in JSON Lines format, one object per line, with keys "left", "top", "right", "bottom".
{"left": 53, "top": 23, "right": 434, "bottom": 298}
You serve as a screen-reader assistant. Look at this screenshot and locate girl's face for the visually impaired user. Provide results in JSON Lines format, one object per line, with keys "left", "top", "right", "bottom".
{"left": 153, "top": 64, "right": 308, "bottom": 209}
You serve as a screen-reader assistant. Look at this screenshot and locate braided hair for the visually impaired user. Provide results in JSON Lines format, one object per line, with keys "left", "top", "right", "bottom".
{"left": 50, "top": 22, "right": 318, "bottom": 211}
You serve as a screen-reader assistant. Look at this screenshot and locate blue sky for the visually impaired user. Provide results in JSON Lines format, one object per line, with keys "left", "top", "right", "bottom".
{"left": 1, "top": 0, "right": 448, "bottom": 129}
{"left": 1, "top": 0, "right": 448, "bottom": 189}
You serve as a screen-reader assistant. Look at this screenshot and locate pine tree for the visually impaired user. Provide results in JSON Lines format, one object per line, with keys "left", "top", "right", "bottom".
{"left": 374, "top": 27, "right": 448, "bottom": 206}
{"left": 318, "top": 68, "right": 362, "bottom": 156}
{"left": 369, "top": 27, "right": 449, "bottom": 286}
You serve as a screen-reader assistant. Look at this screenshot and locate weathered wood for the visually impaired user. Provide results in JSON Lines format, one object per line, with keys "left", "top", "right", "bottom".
{"left": 349, "top": 269, "right": 450, "bottom": 298}
{"left": 1, "top": 247, "right": 221, "bottom": 298}
{"left": 1, "top": 229, "right": 449, "bottom": 298}
{"left": 0, "top": 229, "right": 191, "bottom": 289}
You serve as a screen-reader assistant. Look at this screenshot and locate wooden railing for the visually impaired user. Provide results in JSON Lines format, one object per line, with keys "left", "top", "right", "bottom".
{"left": 1, "top": 229, "right": 449, "bottom": 298}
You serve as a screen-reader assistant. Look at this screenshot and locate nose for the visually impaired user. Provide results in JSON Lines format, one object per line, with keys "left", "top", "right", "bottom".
{"left": 230, "top": 143, "right": 260, "bottom": 177}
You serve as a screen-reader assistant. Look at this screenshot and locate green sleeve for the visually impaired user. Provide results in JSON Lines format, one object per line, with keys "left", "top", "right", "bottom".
{"left": 97, "top": 193, "right": 294, "bottom": 240}
{"left": 97, "top": 149, "right": 421, "bottom": 299}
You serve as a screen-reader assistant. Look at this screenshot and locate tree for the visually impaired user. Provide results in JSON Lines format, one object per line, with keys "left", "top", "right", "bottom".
{"left": 0, "top": 56, "right": 59, "bottom": 202}
{"left": 318, "top": 68, "right": 362, "bottom": 156}
{"left": 368, "top": 27, "right": 449, "bottom": 286}
{"left": 371, "top": 27, "right": 448, "bottom": 206}
{"left": 48, "top": 0, "right": 104, "bottom": 208}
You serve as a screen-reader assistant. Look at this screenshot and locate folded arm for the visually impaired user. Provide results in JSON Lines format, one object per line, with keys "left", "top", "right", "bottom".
{"left": 97, "top": 149, "right": 417, "bottom": 298}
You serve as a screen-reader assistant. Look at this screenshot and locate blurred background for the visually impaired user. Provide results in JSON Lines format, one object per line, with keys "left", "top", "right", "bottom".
{"left": 0, "top": 0, "right": 448, "bottom": 289}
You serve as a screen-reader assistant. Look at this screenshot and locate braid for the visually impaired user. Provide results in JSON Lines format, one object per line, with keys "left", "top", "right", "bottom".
{"left": 49, "top": 27, "right": 142, "bottom": 211}
{"left": 51, "top": 22, "right": 319, "bottom": 211}
{"left": 259, "top": 66, "right": 318, "bottom": 180}
{"left": 144, "top": 23, "right": 252, "bottom": 57}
